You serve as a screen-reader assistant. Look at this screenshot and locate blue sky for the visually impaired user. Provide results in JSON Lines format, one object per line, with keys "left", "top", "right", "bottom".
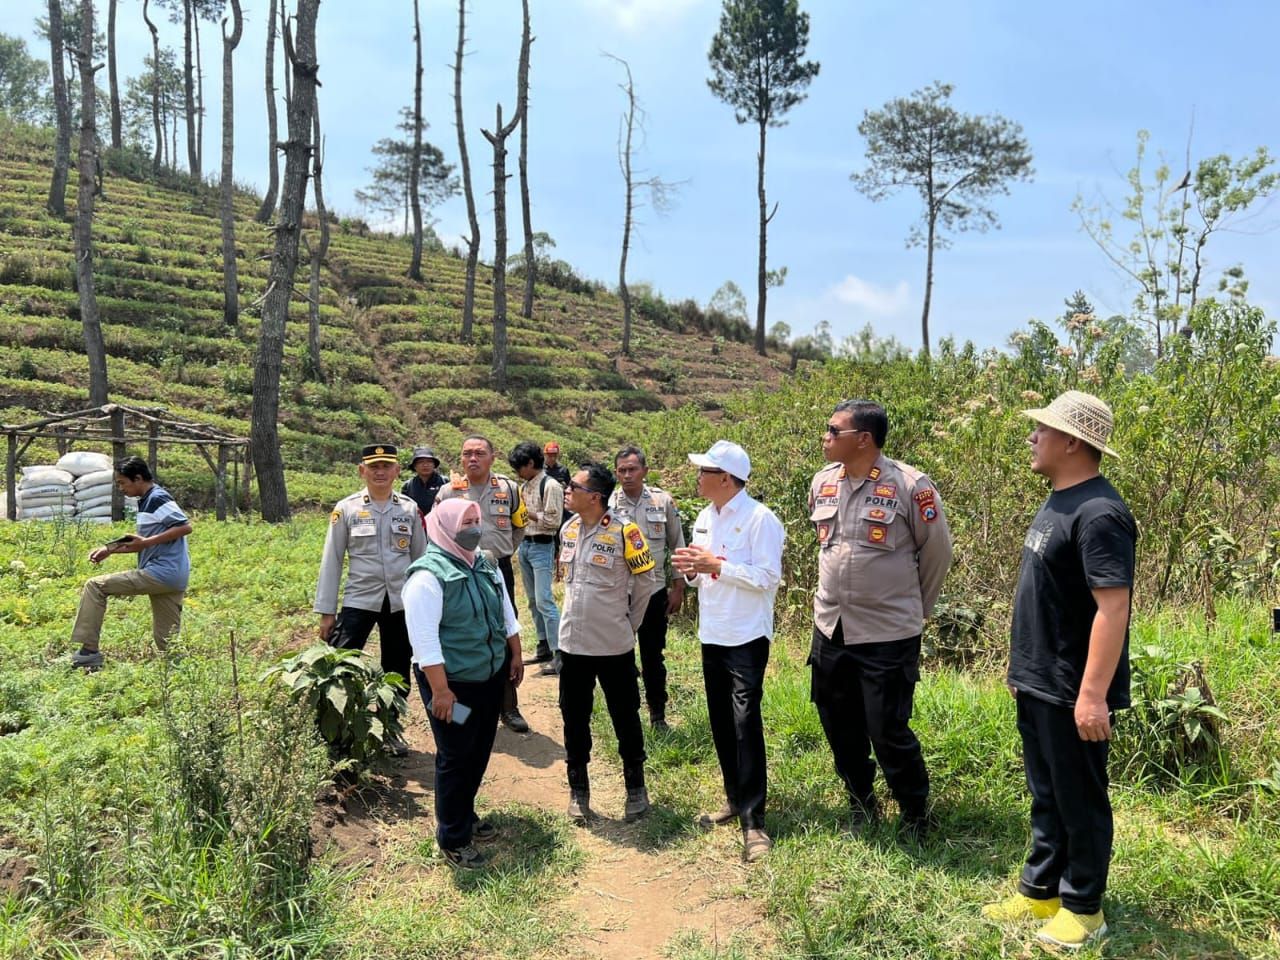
{"left": 4, "top": 0, "right": 1278, "bottom": 351}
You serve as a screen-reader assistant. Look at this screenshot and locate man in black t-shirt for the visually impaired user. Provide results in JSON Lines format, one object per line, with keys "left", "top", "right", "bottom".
{"left": 983, "top": 391, "right": 1136, "bottom": 951}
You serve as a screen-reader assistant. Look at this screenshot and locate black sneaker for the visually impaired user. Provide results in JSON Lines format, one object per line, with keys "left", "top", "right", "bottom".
{"left": 523, "top": 646, "right": 552, "bottom": 665}
{"left": 898, "top": 808, "right": 936, "bottom": 844}
{"left": 71, "top": 648, "right": 104, "bottom": 670}
{"left": 538, "top": 653, "right": 562, "bottom": 677}
{"left": 500, "top": 709, "right": 530, "bottom": 733}
{"left": 441, "top": 843, "right": 486, "bottom": 869}
{"left": 472, "top": 819, "right": 499, "bottom": 843}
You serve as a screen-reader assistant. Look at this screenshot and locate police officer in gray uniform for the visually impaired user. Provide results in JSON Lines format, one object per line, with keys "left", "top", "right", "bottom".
{"left": 609, "top": 444, "right": 686, "bottom": 729}
{"left": 808, "top": 400, "right": 953, "bottom": 838}
{"left": 316, "top": 443, "right": 428, "bottom": 756}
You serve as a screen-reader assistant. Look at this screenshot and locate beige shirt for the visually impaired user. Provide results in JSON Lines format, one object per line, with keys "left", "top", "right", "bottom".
{"left": 557, "top": 509, "right": 657, "bottom": 656}
{"left": 520, "top": 469, "right": 565, "bottom": 537}
{"left": 608, "top": 484, "right": 685, "bottom": 578}
{"left": 809, "top": 454, "right": 953, "bottom": 644}
{"left": 435, "top": 473, "right": 526, "bottom": 558}
{"left": 315, "top": 489, "right": 427, "bottom": 614}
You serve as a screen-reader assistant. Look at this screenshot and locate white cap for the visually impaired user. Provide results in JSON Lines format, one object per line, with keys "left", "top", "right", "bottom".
{"left": 687, "top": 439, "right": 751, "bottom": 482}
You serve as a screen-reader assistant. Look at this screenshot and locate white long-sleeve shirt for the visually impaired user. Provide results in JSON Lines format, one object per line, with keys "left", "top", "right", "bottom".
{"left": 684, "top": 488, "right": 785, "bottom": 646}
{"left": 403, "top": 567, "right": 521, "bottom": 668}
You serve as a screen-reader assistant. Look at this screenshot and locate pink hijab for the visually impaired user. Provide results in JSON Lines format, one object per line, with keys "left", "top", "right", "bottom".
{"left": 425, "top": 498, "right": 482, "bottom": 567}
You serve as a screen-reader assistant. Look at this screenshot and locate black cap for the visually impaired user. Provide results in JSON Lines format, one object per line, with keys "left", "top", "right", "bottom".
{"left": 360, "top": 444, "right": 399, "bottom": 465}
{"left": 411, "top": 446, "right": 440, "bottom": 466}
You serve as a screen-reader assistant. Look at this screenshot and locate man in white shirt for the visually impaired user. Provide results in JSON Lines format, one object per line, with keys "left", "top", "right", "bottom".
{"left": 672, "top": 440, "right": 784, "bottom": 863}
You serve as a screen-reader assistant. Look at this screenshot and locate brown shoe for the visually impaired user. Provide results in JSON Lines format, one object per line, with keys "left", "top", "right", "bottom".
{"left": 742, "top": 828, "right": 772, "bottom": 862}
{"left": 698, "top": 803, "right": 739, "bottom": 828}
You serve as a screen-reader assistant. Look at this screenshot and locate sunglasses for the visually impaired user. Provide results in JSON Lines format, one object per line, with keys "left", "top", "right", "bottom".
{"left": 825, "top": 425, "right": 865, "bottom": 438}
{"left": 566, "top": 480, "right": 601, "bottom": 495}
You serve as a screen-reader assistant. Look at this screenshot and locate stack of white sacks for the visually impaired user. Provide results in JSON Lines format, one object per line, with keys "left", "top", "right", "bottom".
{"left": 13, "top": 452, "right": 137, "bottom": 522}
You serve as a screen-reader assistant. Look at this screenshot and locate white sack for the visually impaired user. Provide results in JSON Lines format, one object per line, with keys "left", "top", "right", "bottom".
{"left": 74, "top": 469, "right": 115, "bottom": 490}
{"left": 15, "top": 484, "right": 74, "bottom": 501}
{"left": 56, "top": 451, "right": 113, "bottom": 477}
{"left": 74, "top": 482, "right": 113, "bottom": 502}
{"left": 20, "top": 467, "right": 74, "bottom": 487}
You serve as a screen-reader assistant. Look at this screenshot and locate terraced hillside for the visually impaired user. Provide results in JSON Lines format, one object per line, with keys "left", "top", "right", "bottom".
{"left": 0, "top": 120, "right": 787, "bottom": 507}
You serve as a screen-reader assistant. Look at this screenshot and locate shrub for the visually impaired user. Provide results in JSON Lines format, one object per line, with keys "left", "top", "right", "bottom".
{"left": 262, "top": 644, "right": 408, "bottom": 773}
{"left": 1114, "top": 644, "right": 1230, "bottom": 785}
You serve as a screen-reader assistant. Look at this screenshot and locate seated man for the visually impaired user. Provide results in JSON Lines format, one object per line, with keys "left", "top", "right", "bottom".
{"left": 70, "top": 456, "right": 192, "bottom": 670}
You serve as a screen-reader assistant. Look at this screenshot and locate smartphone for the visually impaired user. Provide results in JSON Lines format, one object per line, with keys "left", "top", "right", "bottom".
{"left": 426, "top": 699, "right": 471, "bottom": 725}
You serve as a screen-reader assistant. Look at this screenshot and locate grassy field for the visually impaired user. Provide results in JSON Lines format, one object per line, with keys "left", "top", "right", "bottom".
{"left": 1, "top": 515, "right": 1277, "bottom": 958}
{"left": 0, "top": 117, "right": 790, "bottom": 511}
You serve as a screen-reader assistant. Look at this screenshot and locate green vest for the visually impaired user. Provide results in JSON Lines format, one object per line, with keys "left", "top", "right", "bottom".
{"left": 406, "top": 544, "right": 508, "bottom": 682}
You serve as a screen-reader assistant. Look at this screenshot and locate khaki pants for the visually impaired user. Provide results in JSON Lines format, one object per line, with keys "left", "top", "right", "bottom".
{"left": 71, "top": 569, "right": 184, "bottom": 653}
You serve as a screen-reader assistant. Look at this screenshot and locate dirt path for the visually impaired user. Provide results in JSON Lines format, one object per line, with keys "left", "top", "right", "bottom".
{"left": 320, "top": 668, "right": 767, "bottom": 959}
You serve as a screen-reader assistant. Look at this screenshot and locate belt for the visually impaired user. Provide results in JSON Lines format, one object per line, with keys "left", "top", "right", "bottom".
{"left": 527, "top": 534, "right": 555, "bottom": 544}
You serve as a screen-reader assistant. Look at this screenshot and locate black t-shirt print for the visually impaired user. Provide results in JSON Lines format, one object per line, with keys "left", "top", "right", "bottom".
{"left": 1009, "top": 475, "right": 1137, "bottom": 709}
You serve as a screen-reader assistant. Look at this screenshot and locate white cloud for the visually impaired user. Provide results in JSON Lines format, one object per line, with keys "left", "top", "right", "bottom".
{"left": 773, "top": 273, "right": 915, "bottom": 344}
{"left": 827, "top": 275, "right": 911, "bottom": 316}
{"left": 580, "top": 0, "right": 705, "bottom": 32}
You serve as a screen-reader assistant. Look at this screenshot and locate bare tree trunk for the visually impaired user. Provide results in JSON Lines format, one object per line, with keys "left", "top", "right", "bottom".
{"left": 517, "top": 0, "right": 534, "bottom": 319}
{"left": 253, "top": 0, "right": 320, "bottom": 523}
{"left": 194, "top": 9, "right": 204, "bottom": 176}
{"left": 306, "top": 98, "right": 328, "bottom": 382}
{"left": 615, "top": 57, "right": 636, "bottom": 357}
{"left": 107, "top": 0, "right": 121, "bottom": 149}
{"left": 754, "top": 119, "right": 768, "bottom": 356}
{"left": 182, "top": 0, "right": 198, "bottom": 177}
{"left": 47, "top": 0, "right": 71, "bottom": 217}
{"left": 144, "top": 0, "right": 162, "bottom": 172}
{"left": 74, "top": 0, "right": 109, "bottom": 406}
{"left": 921, "top": 212, "right": 935, "bottom": 358}
{"left": 453, "top": 0, "right": 480, "bottom": 342}
{"left": 407, "top": 0, "right": 424, "bottom": 281}
{"left": 220, "top": 0, "right": 243, "bottom": 327}
{"left": 482, "top": 103, "right": 522, "bottom": 394}
{"left": 255, "top": 0, "right": 279, "bottom": 222}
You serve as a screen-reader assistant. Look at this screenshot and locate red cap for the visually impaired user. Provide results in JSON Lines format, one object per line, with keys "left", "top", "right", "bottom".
{"left": 544, "top": 441, "right": 560, "bottom": 453}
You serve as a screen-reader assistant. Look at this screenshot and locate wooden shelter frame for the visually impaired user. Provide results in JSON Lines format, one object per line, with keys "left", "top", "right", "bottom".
{"left": 4, "top": 403, "right": 251, "bottom": 522}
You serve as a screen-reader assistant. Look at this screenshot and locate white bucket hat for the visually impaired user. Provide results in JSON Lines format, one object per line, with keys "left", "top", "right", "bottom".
{"left": 1023, "top": 390, "right": 1120, "bottom": 458}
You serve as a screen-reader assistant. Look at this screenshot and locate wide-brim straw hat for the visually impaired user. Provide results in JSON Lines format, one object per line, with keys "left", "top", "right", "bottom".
{"left": 1022, "top": 390, "right": 1120, "bottom": 458}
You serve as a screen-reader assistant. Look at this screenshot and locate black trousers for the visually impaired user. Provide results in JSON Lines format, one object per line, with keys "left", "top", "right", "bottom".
{"left": 558, "top": 650, "right": 646, "bottom": 785}
{"left": 702, "top": 636, "right": 769, "bottom": 830}
{"left": 637, "top": 587, "right": 670, "bottom": 714}
{"left": 809, "top": 623, "right": 929, "bottom": 817}
{"left": 496, "top": 555, "right": 519, "bottom": 714}
{"left": 332, "top": 595, "right": 410, "bottom": 717}
{"left": 1016, "top": 693, "right": 1112, "bottom": 914}
{"left": 414, "top": 660, "right": 505, "bottom": 851}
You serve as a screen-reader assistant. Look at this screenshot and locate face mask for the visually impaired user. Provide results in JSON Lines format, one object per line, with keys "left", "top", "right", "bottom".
{"left": 454, "top": 526, "right": 483, "bottom": 551}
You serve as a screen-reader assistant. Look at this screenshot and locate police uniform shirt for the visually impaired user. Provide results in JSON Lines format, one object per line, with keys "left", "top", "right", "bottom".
{"left": 557, "top": 508, "right": 657, "bottom": 656}
{"left": 608, "top": 484, "right": 685, "bottom": 578}
{"left": 315, "top": 488, "right": 428, "bottom": 615}
{"left": 808, "top": 454, "right": 953, "bottom": 645}
{"left": 435, "top": 473, "right": 527, "bottom": 559}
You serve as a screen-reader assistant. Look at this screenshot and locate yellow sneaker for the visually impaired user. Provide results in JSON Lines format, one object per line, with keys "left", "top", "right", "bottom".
{"left": 981, "top": 892, "right": 1061, "bottom": 922}
{"left": 1035, "top": 908, "right": 1106, "bottom": 949}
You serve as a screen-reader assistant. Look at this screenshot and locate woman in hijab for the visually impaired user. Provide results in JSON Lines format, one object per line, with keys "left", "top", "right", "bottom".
{"left": 403, "top": 498, "right": 524, "bottom": 868}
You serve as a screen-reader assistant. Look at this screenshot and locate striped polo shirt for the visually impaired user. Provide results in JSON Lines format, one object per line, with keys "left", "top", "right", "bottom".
{"left": 136, "top": 484, "right": 191, "bottom": 590}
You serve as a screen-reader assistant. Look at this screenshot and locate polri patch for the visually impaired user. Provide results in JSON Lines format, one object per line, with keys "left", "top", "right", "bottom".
{"left": 920, "top": 504, "right": 938, "bottom": 523}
